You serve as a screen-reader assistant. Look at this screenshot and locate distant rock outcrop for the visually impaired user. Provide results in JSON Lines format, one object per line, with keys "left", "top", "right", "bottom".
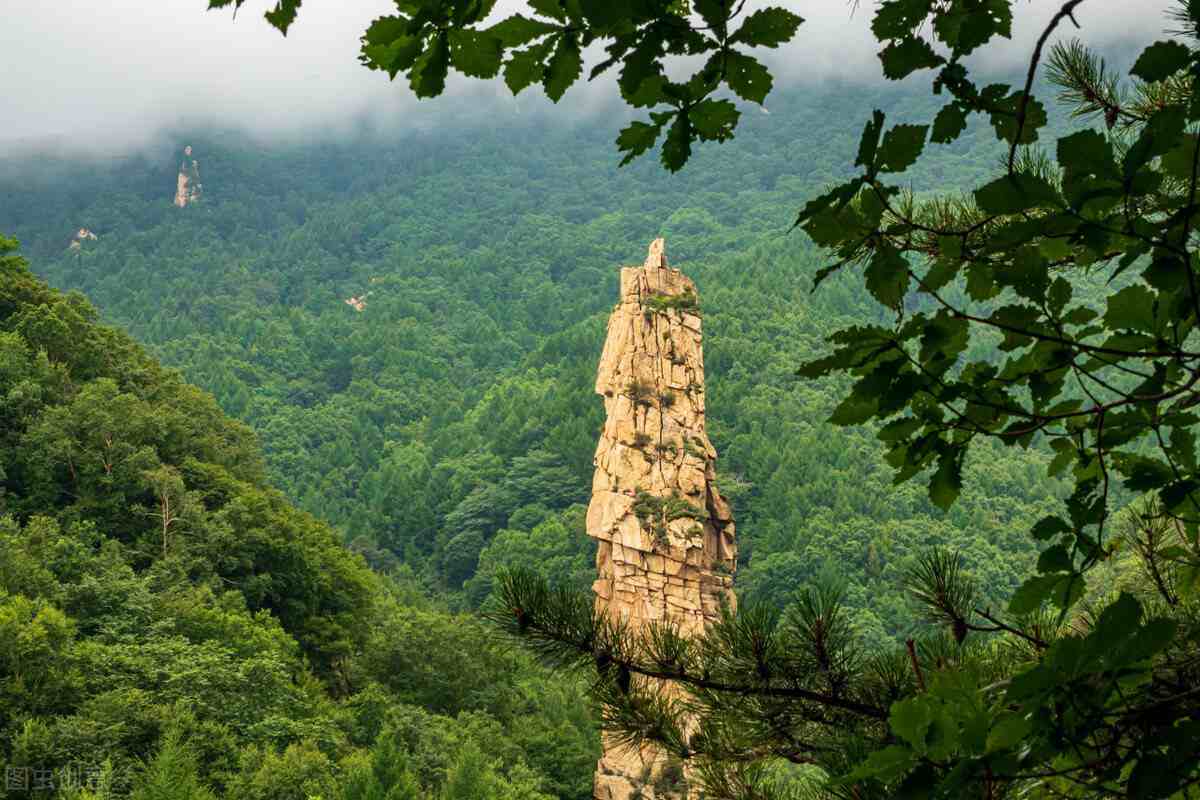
{"left": 67, "top": 227, "right": 97, "bottom": 251}
{"left": 589, "top": 239, "right": 737, "bottom": 800}
{"left": 174, "top": 145, "right": 202, "bottom": 207}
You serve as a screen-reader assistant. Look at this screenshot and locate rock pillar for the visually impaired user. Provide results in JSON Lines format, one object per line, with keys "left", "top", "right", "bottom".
{"left": 174, "top": 145, "right": 202, "bottom": 208}
{"left": 588, "top": 239, "right": 737, "bottom": 800}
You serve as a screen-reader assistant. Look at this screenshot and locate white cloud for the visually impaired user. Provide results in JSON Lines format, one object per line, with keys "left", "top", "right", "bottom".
{"left": 0, "top": 0, "right": 1181, "bottom": 156}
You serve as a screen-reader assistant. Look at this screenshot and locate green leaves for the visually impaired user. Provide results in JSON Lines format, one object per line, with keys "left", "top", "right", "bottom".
{"left": 918, "top": 310, "right": 968, "bottom": 370}
{"left": 856, "top": 110, "right": 886, "bottom": 169}
{"left": 263, "top": 0, "right": 303, "bottom": 35}
{"left": 351, "top": 0, "right": 805, "bottom": 170}
{"left": 1031, "top": 515, "right": 1071, "bottom": 541}
{"left": 850, "top": 113, "right": 927, "bottom": 177}
{"left": 872, "top": 0, "right": 1010, "bottom": 61}
{"left": 1112, "top": 454, "right": 1175, "bottom": 492}
{"left": 890, "top": 695, "right": 937, "bottom": 749}
{"left": 350, "top": 3, "right": 806, "bottom": 169}
{"left": 1104, "top": 285, "right": 1159, "bottom": 334}
{"left": 864, "top": 242, "right": 910, "bottom": 308}
{"left": 931, "top": 103, "right": 968, "bottom": 144}
{"left": 503, "top": 42, "right": 550, "bottom": 93}
{"left": 409, "top": 33, "right": 450, "bottom": 97}
{"left": 871, "top": 0, "right": 934, "bottom": 39}
{"left": 1003, "top": 592, "right": 1179, "bottom": 772}
{"left": 1161, "top": 133, "right": 1200, "bottom": 180}
{"left": 879, "top": 37, "right": 944, "bottom": 79}
{"left": 935, "top": 0, "right": 1011, "bottom": 55}
{"left": 543, "top": 34, "right": 582, "bottom": 101}
{"left": 266, "top": 0, "right": 818, "bottom": 172}
{"left": 1128, "top": 727, "right": 1200, "bottom": 800}
{"left": 729, "top": 7, "right": 804, "bottom": 48}
{"left": 1131, "top": 40, "right": 1193, "bottom": 83}
{"left": 844, "top": 745, "right": 915, "bottom": 781}
{"left": 527, "top": 0, "right": 567, "bottom": 21}
{"left": 1036, "top": 544, "right": 1073, "bottom": 574}
{"left": 974, "top": 172, "right": 1059, "bottom": 215}
{"left": 985, "top": 713, "right": 1031, "bottom": 753}
{"left": 929, "top": 447, "right": 963, "bottom": 510}
{"left": 486, "top": 14, "right": 559, "bottom": 46}
{"left": 693, "top": 0, "right": 733, "bottom": 36}
{"left": 360, "top": 16, "right": 421, "bottom": 77}
{"left": 448, "top": 29, "right": 503, "bottom": 78}
{"left": 1125, "top": 105, "right": 1187, "bottom": 177}
{"left": 877, "top": 124, "right": 928, "bottom": 173}
{"left": 1057, "top": 129, "right": 1116, "bottom": 176}
{"left": 690, "top": 99, "right": 740, "bottom": 142}
{"left": 363, "top": 36, "right": 425, "bottom": 80}
{"left": 616, "top": 121, "right": 663, "bottom": 166}
{"left": 1008, "top": 571, "right": 1084, "bottom": 614}
{"left": 1093, "top": 594, "right": 1176, "bottom": 664}
{"left": 622, "top": 96, "right": 738, "bottom": 170}
{"left": 724, "top": 52, "right": 773, "bottom": 104}
{"left": 209, "top": 0, "right": 303, "bottom": 35}
{"left": 661, "top": 112, "right": 693, "bottom": 172}
{"left": 989, "top": 91, "right": 1047, "bottom": 146}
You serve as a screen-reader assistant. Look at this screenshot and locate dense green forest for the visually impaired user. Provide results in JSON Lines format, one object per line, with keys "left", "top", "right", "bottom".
{"left": 0, "top": 236, "right": 599, "bottom": 799}
{"left": 7, "top": 0, "right": 1200, "bottom": 785}
{"left": 0, "top": 79, "right": 1103, "bottom": 798}
{"left": 1, "top": 83, "right": 1073, "bottom": 648}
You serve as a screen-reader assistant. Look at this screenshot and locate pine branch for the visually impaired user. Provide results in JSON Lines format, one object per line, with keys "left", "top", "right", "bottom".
{"left": 489, "top": 569, "right": 889, "bottom": 720}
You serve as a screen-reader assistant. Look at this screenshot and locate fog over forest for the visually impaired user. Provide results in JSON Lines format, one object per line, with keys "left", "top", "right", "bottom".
{"left": 4, "top": 2, "right": 1200, "bottom": 799}
{"left": 1, "top": 0, "right": 1172, "bottom": 155}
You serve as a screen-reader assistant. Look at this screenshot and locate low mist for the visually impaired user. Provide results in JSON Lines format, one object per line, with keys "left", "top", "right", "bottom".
{"left": 0, "top": 0, "right": 1179, "bottom": 159}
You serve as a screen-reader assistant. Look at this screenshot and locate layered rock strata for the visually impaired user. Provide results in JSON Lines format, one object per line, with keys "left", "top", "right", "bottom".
{"left": 589, "top": 239, "right": 736, "bottom": 800}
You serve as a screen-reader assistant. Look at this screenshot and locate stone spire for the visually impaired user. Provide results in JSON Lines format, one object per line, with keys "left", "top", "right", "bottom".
{"left": 589, "top": 239, "right": 737, "bottom": 800}
{"left": 174, "top": 145, "right": 202, "bottom": 208}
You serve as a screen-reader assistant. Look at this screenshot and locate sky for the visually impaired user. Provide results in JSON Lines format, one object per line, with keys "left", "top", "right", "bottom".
{"left": 0, "top": 0, "right": 1180, "bottom": 157}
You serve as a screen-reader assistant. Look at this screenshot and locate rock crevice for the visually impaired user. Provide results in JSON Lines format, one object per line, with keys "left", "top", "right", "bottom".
{"left": 589, "top": 239, "right": 736, "bottom": 800}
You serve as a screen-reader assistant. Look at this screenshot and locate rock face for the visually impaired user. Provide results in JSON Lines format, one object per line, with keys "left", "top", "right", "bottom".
{"left": 589, "top": 239, "right": 736, "bottom": 800}
{"left": 174, "top": 145, "right": 202, "bottom": 208}
{"left": 67, "top": 227, "right": 97, "bottom": 251}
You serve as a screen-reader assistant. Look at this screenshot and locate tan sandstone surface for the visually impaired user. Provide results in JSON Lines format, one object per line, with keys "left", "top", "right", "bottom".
{"left": 590, "top": 240, "right": 736, "bottom": 800}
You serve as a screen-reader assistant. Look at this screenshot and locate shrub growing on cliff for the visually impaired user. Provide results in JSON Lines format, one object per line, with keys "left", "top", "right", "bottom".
{"left": 643, "top": 290, "right": 700, "bottom": 317}
{"left": 626, "top": 379, "right": 656, "bottom": 408}
{"left": 632, "top": 490, "right": 705, "bottom": 549}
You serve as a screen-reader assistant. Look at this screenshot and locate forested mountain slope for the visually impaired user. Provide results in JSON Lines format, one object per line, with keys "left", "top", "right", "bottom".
{"left": 0, "top": 238, "right": 599, "bottom": 799}
{"left": 1, "top": 82, "right": 1069, "bottom": 646}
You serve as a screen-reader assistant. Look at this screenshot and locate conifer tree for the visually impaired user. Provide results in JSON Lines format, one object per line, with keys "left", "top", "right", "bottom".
{"left": 130, "top": 731, "right": 216, "bottom": 800}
